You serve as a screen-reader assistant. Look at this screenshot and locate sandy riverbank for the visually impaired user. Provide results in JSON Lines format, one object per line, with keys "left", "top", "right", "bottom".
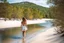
{"left": 27, "top": 27, "right": 64, "bottom": 43}
{"left": 2, "top": 27, "right": 64, "bottom": 43}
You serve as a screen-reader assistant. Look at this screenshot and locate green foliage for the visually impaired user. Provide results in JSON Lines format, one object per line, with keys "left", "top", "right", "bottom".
{"left": 4, "top": 0, "right": 7, "bottom": 3}
{"left": 11, "top": 2, "right": 52, "bottom": 19}
{"left": 48, "top": 0, "right": 64, "bottom": 34}
{"left": 0, "top": 2, "right": 52, "bottom": 19}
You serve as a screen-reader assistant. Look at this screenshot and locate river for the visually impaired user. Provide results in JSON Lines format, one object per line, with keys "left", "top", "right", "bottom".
{"left": 0, "top": 20, "right": 53, "bottom": 43}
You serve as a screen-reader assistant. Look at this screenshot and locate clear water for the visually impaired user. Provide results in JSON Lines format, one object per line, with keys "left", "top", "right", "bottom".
{"left": 38, "top": 20, "right": 53, "bottom": 28}
{"left": 0, "top": 20, "right": 53, "bottom": 43}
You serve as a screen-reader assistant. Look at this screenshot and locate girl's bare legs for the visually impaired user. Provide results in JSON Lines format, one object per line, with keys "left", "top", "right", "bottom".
{"left": 22, "top": 31, "right": 26, "bottom": 43}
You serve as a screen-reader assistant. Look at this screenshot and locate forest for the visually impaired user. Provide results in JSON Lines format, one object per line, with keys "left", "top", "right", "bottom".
{"left": 0, "top": 1, "right": 53, "bottom": 20}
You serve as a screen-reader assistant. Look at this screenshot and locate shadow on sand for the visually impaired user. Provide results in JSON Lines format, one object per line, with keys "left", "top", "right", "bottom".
{"left": 46, "top": 33, "right": 64, "bottom": 43}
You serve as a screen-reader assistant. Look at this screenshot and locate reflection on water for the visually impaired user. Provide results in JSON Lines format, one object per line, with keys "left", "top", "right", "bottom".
{"left": 39, "top": 20, "right": 53, "bottom": 28}
{"left": 2, "top": 24, "right": 43, "bottom": 40}
{"left": 0, "top": 20, "right": 53, "bottom": 43}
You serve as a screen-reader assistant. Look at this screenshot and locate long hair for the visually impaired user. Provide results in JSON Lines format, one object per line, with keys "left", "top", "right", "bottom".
{"left": 22, "top": 17, "right": 26, "bottom": 22}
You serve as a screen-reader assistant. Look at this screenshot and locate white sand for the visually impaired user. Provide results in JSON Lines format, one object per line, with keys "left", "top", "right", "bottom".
{"left": 0, "top": 19, "right": 53, "bottom": 29}
{"left": 26, "top": 27, "right": 64, "bottom": 43}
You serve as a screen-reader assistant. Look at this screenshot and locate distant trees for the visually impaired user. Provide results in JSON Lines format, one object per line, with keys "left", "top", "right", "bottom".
{"left": 0, "top": 0, "right": 8, "bottom": 3}
{"left": 0, "top": 2, "right": 52, "bottom": 20}
{"left": 4, "top": 0, "right": 7, "bottom": 3}
{"left": 0, "top": 3, "right": 13, "bottom": 20}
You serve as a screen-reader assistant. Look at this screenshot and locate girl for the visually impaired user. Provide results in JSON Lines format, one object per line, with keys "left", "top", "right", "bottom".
{"left": 21, "top": 17, "right": 27, "bottom": 43}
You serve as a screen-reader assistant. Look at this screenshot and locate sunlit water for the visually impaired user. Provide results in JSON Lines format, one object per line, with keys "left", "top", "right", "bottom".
{"left": 0, "top": 20, "right": 53, "bottom": 43}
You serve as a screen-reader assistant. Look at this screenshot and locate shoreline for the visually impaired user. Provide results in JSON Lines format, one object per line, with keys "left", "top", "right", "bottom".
{"left": 0, "top": 19, "right": 53, "bottom": 29}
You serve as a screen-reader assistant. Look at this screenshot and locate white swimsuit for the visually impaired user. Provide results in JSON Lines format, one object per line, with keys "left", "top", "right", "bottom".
{"left": 21, "top": 25, "right": 27, "bottom": 31}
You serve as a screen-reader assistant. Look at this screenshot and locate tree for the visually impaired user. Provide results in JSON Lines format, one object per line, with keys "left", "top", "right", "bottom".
{"left": 4, "top": 0, "right": 7, "bottom": 3}
{"left": 7, "top": 4, "right": 13, "bottom": 20}
{"left": 0, "top": 2, "right": 51, "bottom": 20}
{"left": 48, "top": 0, "right": 64, "bottom": 34}
{"left": 0, "top": 3, "right": 13, "bottom": 20}
{"left": 27, "top": 8, "right": 33, "bottom": 19}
